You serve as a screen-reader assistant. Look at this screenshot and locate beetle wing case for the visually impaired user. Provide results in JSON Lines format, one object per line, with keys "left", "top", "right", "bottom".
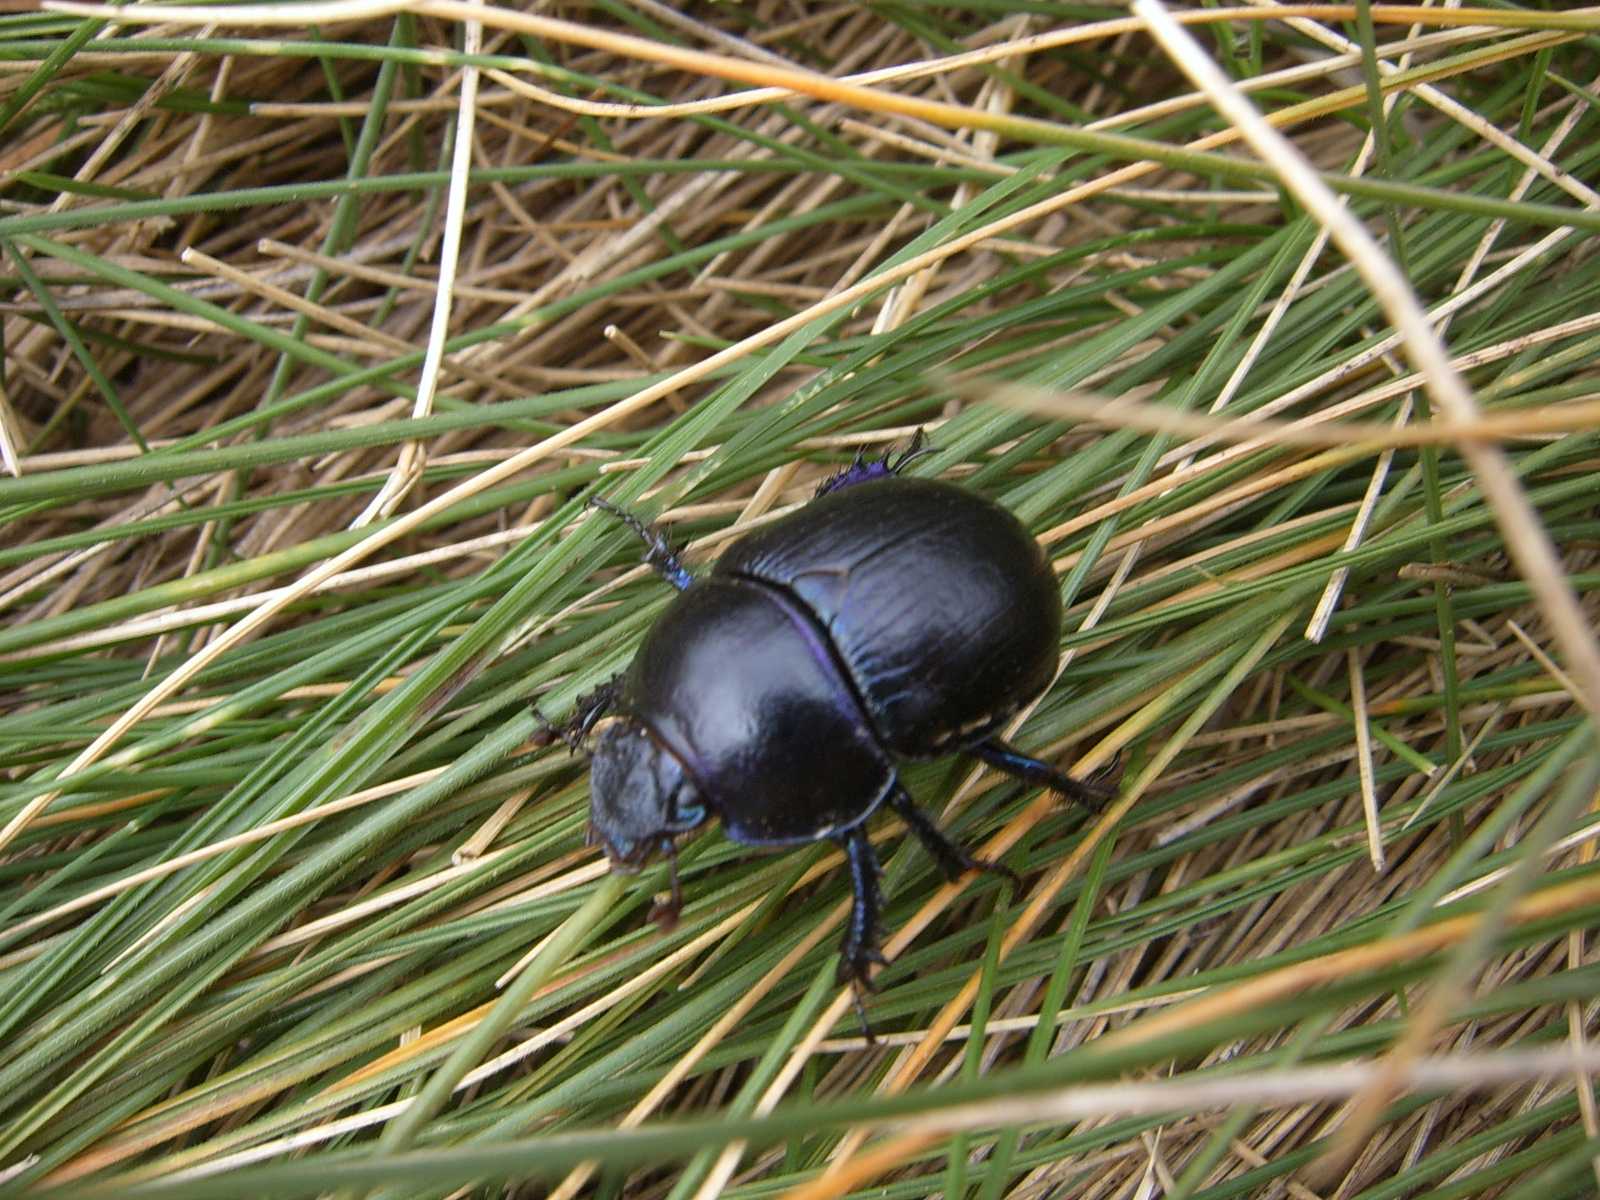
{"left": 621, "top": 578, "right": 896, "bottom": 845}
{"left": 716, "top": 477, "right": 1061, "bottom": 757}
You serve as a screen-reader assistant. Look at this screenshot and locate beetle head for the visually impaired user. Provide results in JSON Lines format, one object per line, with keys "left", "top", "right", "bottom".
{"left": 588, "top": 718, "right": 707, "bottom": 867}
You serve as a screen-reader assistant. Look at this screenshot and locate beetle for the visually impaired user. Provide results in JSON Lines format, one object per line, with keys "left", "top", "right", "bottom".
{"left": 555, "top": 438, "right": 1107, "bottom": 1022}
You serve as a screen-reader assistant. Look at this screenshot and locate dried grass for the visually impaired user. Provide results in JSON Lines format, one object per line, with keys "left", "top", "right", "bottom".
{"left": 2, "top": 3, "right": 1598, "bottom": 1198}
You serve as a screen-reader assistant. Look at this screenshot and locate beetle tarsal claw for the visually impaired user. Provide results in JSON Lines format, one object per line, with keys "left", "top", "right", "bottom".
{"left": 850, "top": 991, "right": 879, "bottom": 1046}
{"left": 837, "top": 945, "right": 889, "bottom": 990}
{"left": 839, "top": 958, "right": 888, "bottom": 1045}
{"left": 647, "top": 837, "right": 683, "bottom": 930}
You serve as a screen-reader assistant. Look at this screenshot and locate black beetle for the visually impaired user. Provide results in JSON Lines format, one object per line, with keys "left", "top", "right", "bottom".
{"left": 557, "top": 439, "right": 1106, "bottom": 1023}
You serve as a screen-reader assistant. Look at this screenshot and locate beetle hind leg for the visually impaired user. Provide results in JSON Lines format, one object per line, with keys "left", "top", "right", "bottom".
{"left": 589, "top": 496, "right": 694, "bottom": 590}
{"left": 969, "top": 737, "right": 1114, "bottom": 809}
{"left": 888, "top": 784, "right": 1019, "bottom": 889}
{"left": 836, "top": 826, "right": 889, "bottom": 1038}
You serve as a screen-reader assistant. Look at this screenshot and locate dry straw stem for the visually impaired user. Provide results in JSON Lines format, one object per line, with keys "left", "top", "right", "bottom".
{"left": 1141, "top": 0, "right": 1600, "bottom": 1185}
{"left": 0, "top": 0, "right": 1392, "bottom": 852}
{"left": 979, "top": 283, "right": 1600, "bottom": 557}
{"left": 780, "top": 870, "right": 1600, "bottom": 1200}
{"left": 140, "top": 901, "right": 768, "bottom": 1184}
{"left": 0, "top": 78, "right": 1124, "bottom": 849}
{"left": 807, "top": 618, "right": 1291, "bottom": 1181}
{"left": 1, "top": 523, "right": 543, "bottom": 661}
{"left": 347, "top": 0, "right": 483, "bottom": 528}
{"left": 975, "top": 378, "right": 1600, "bottom": 450}
{"left": 37, "top": 0, "right": 1600, "bottom": 237}
{"left": 795, "top": 1045, "right": 1600, "bottom": 1191}
{"left": 1133, "top": 0, "right": 1600, "bottom": 742}
{"left": 0, "top": 767, "right": 445, "bottom": 950}
{"left": 543, "top": 888, "right": 848, "bottom": 1200}
{"left": 39, "top": 2, "right": 1600, "bottom": 73}
{"left": 5, "top": 1, "right": 1597, "bottom": 1196}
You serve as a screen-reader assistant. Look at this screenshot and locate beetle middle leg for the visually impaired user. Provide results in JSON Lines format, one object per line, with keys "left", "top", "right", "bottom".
{"left": 588, "top": 496, "right": 693, "bottom": 591}
{"left": 968, "top": 738, "right": 1113, "bottom": 809}
{"left": 837, "top": 825, "right": 889, "bottom": 1038}
{"left": 887, "top": 783, "right": 1019, "bottom": 889}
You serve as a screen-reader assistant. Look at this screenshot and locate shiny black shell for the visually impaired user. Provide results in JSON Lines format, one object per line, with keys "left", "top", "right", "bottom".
{"left": 616, "top": 476, "right": 1061, "bottom": 846}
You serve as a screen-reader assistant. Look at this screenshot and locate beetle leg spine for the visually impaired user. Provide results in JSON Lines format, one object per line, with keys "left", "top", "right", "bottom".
{"left": 887, "top": 783, "right": 1020, "bottom": 889}
{"left": 837, "top": 827, "right": 889, "bottom": 1003}
{"left": 969, "top": 737, "right": 1113, "bottom": 809}
{"left": 813, "top": 428, "right": 931, "bottom": 496}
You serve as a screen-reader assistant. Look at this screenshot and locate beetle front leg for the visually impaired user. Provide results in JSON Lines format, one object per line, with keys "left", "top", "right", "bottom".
{"left": 533, "top": 674, "right": 622, "bottom": 753}
{"left": 589, "top": 496, "right": 694, "bottom": 591}
{"left": 814, "top": 428, "right": 934, "bottom": 496}
{"left": 887, "top": 783, "right": 1019, "bottom": 889}
{"left": 968, "top": 737, "right": 1113, "bottom": 809}
{"left": 837, "top": 826, "right": 888, "bottom": 1039}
